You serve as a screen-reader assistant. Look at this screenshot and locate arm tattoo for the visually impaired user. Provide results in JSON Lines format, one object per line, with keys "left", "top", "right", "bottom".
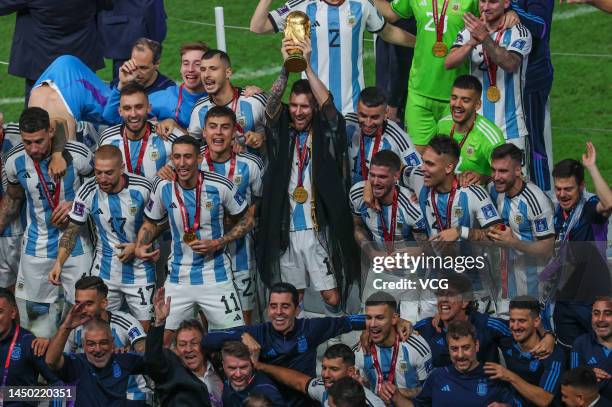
{"left": 220, "top": 208, "right": 254, "bottom": 245}
{"left": 265, "top": 67, "right": 288, "bottom": 120}
{"left": 51, "top": 120, "right": 68, "bottom": 153}
{"left": 0, "top": 184, "right": 25, "bottom": 233}
{"left": 138, "top": 220, "right": 166, "bottom": 245}
{"left": 353, "top": 217, "right": 372, "bottom": 249}
{"left": 59, "top": 222, "right": 80, "bottom": 253}
{"left": 481, "top": 37, "right": 521, "bottom": 72}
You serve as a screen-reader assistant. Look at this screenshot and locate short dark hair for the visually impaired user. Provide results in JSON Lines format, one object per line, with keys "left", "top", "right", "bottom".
{"left": 365, "top": 291, "right": 397, "bottom": 312}
{"left": 75, "top": 276, "right": 108, "bottom": 298}
{"left": 268, "top": 282, "right": 299, "bottom": 307}
{"left": 0, "top": 288, "right": 17, "bottom": 308}
{"left": 370, "top": 150, "right": 401, "bottom": 173}
{"left": 180, "top": 41, "right": 209, "bottom": 56}
{"left": 133, "top": 37, "right": 162, "bottom": 64}
{"left": 202, "top": 49, "right": 231, "bottom": 67}
{"left": 428, "top": 135, "right": 460, "bottom": 161}
{"left": 509, "top": 295, "right": 541, "bottom": 318}
{"left": 452, "top": 75, "right": 483, "bottom": 95}
{"left": 446, "top": 320, "right": 477, "bottom": 342}
{"left": 176, "top": 318, "right": 205, "bottom": 338}
{"left": 561, "top": 366, "right": 599, "bottom": 393}
{"left": 358, "top": 86, "right": 387, "bottom": 108}
{"left": 290, "top": 79, "right": 313, "bottom": 98}
{"left": 328, "top": 377, "right": 367, "bottom": 407}
{"left": 205, "top": 105, "right": 236, "bottom": 126}
{"left": 244, "top": 394, "right": 273, "bottom": 407}
{"left": 553, "top": 159, "right": 585, "bottom": 185}
{"left": 119, "top": 82, "right": 148, "bottom": 100}
{"left": 19, "top": 107, "right": 50, "bottom": 133}
{"left": 491, "top": 143, "right": 523, "bottom": 165}
{"left": 172, "top": 135, "right": 201, "bottom": 155}
{"left": 221, "top": 341, "right": 251, "bottom": 361}
{"left": 323, "top": 344, "right": 356, "bottom": 367}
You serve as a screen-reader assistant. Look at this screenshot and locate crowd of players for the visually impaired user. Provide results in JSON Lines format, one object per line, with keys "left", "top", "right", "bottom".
{"left": 0, "top": 0, "right": 611, "bottom": 406}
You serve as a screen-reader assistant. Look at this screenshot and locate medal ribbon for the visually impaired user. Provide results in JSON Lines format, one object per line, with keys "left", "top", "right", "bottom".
{"left": 1, "top": 324, "right": 20, "bottom": 391}
{"left": 369, "top": 329, "right": 400, "bottom": 395}
{"left": 204, "top": 146, "right": 236, "bottom": 182}
{"left": 432, "top": 0, "right": 451, "bottom": 43}
{"left": 174, "top": 83, "right": 185, "bottom": 122}
{"left": 379, "top": 188, "right": 399, "bottom": 255}
{"left": 430, "top": 177, "right": 458, "bottom": 231}
{"left": 0, "top": 128, "right": 5, "bottom": 182}
{"left": 229, "top": 87, "right": 244, "bottom": 135}
{"left": 295, "top": 131, "right": 311, "bottom": 188}
{"left": 174, "top": 171, "right": 203, "bottom": 237}
{"left": 359, "top": 125, "right": 383, "bottom": 180}
{"left": 33, "top": 161, "right": 61, "bottom": 210}
{"left": 483, "top": 30, "right": 506, "bottom": 90}
{"left": 122, "top": 123, "right": 151, "bottom": 175}
{"left": 449, "top": 119, "right": 475, "bottom": 149}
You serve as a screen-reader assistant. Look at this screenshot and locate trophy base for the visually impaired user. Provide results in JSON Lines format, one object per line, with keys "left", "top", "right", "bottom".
{"left": 284, "top": 55, "right": 307, "bottom": 73}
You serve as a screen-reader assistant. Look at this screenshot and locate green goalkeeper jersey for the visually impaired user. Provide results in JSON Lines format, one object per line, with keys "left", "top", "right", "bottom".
{"left": 391, "top": 0, "right": 478, "bottom": 100}
{"left": 437, "top": 114, "right": 505, "bottom": 176}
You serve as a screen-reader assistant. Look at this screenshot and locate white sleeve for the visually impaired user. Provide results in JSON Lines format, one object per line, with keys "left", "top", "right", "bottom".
{"left": 306, "top": 378, "right": 326, "bottom": 402}
{"left": 453, "top": 28, "right": 471, "bottom": 48}
{"left": 69, "top": 183, "right": 93, "bottom": 224}
{"left": 470, "top": 186, "right": 502, "bottom": 228}
{"left": 144, "top": 178, "right": 168, "bottom": 222}
{"left": 252, "top": 94, "right": 268, "bottom": 134}
{"left": 124, "top": 315, "right": 147, "bottom": 346}
{"left": 349, "top": 183, "right": 365, "bottom": 216}
{"left": 71, "top": 144, "right": 95, "bottom": 177}
{"left": 249, "top": 162, "right": 264, "bottom": 199}
{"left": 268, "top": 2, "right": 302, "bottom": 33}
{"left": 507, "top": 25, "right": 532, "bottom": 57}
{"left": 4, "top": 153, "right": 19, "bottom": 185}
{"left": 531, "top": 195, "right": 555, "bottom": 238}
{"left": 223, "top": 181, "right": 248, "bottom": 216}
{"left": 365, "top": 0, "right": 386, "bottom": 33}
{"left": 412, "top": 337, "right": 434, "bottom": 382}
{"left": 188, "top": 104, "right": 203, "bottom": 139}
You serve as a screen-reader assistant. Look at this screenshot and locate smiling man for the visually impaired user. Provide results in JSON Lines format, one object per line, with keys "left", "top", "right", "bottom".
{"left": 436, "top": 75, "right": 504, "bottom": 183}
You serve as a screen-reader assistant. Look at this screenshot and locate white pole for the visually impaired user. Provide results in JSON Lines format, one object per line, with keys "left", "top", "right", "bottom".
{"left": 215, "top": 7, "right": 227, "bottom": 52}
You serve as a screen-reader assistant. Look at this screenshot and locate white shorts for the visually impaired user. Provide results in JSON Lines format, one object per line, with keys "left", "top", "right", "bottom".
{"left": 508, "top": 136, "right": 529, "bottom": 178}
{"left": 16, "top": 252, "right": 93, "bottom": 304}
{"left": 279, "top": 229, "right": 337, "bottom": 291}
{"left": 0, "top": 235, "right": 22, "bottom": 287}
{"left": 163, "top": 280, "right": 244, "bottom": 330}
{"left": 104, "top": 279, "right": 155, "bottom": 322}
{"left": 233, "top": 270, "right": 255, "bottom": 311}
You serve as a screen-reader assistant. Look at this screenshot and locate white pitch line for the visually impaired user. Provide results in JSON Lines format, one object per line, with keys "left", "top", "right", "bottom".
{"left": 0, "top": 61, "right": 8, "bottom": 65}
{"left": 0, "top": 97, "right": 22, "bottom": 104}
{"left": 553, "top": 6, "right": 597, "bottom": 20}
{"left": 168, "top": 16, "right": 250, "bottom": 31}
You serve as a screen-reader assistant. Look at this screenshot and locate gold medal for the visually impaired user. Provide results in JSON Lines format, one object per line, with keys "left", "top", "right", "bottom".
{"left": 487, "top": 86, "right": 501, "bottom": 103}
{"left": 292, "top": 186, "right": 308, "bottom": 204}
{"left": 183, "top": 231, "right": 197, "bottom": 244}
{"left": 432, "top": 41, "right": 448, "bottom": 57}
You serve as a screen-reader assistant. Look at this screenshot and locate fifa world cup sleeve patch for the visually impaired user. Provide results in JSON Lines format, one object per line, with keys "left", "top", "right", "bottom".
{"left": 482, "top": 204, "right": 497, "bottom": 220}
{"left": 535, "top": 218, "right": 549, "bottom": 233}
{"left": 74, "top": 202, "right": 85, "bottom": 217}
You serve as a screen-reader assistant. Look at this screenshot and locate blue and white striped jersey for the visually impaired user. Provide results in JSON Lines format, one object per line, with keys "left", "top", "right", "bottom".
{"left": 453, "top": 25, "right": 532, "bottom": 141}
{"left": 346, "top": 114, "right": 421, "bottom": 185}
{"left": 269, "top": 0, "right": 386, "bottom": 114}
{"left": 98, "top": 122, "right": 174, "bottom": 181}
{"left": 400, "top": 165, "right": 425, "bottom": 198}
{"left": 489, "top": 180, "right": 555, "bottom": 298}
{"left": 201, "top": 149, "right": 264, "bottom": 273}
{"left": 188, "top": 89, "right": 267, "bottom": 139}
{"left": 306, "top": 376, "right": 386, "bottom": 406}
{"left": 350, "top": 182, "right": 427, "bottom": 244}
{"left": 1, "top": 123, "right": 26, "bottom": 237}
{"left": 354, "top": 335, "right": 433, "bottom": 392}
{"left": 289, "top": 131, "right": 314, "bottom": 232}
{"left": 65, "top": 311, "right": 149, "bottom": 402}
{"left": 69, "top": 174, "right": 155, "bottom": 285}
{"left": 145, "top": 171, "right": 248, "bottom": 285}
{"left": 5, "top": 141, "right": 94, "bottom": 258}
{"left": 419, "top": 183, "right": 501, "bottom": 237}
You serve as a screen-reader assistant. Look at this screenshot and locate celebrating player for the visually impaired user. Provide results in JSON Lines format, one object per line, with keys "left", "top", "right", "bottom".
{"left": 50, "top": 146, "right": 156, "bottom": 329}
{"left": 1, "top": 107, "right": 94, "bottom": 338}
{"left": 250, "top": 0, "right": 416, "bottom": 114}
{"left": 446, "top": 0, "right": 532, "bottom": 158}
{"left": 188, "top": 49, "right": 267, "bottom": 151}
{"left": 346, "top": 87, "right": 421, "bottom": 185}
{"left": 136, "top": 136, "right": 253, "bottom": 346}
{"left": 436, "top": 75, "right": 504, "bottom": 183}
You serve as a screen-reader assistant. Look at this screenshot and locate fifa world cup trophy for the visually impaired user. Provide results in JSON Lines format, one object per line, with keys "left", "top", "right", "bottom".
{"left": 283, "top": 11, "right": 311, "bottom": 73}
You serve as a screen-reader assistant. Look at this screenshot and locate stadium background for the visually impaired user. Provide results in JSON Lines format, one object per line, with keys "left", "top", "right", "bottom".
{"left": 0, "top": 0, "right": 610, "bottom": 188}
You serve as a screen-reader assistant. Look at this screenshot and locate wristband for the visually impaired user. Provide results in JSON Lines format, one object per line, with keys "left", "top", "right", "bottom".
{"left": 460, "top": 226, "right": 470, "bottom": 240}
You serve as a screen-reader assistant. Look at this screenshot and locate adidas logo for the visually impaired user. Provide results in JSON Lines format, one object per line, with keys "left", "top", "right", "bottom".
{"left": 94, "top": 208, "right": 104, "bottom": 214}
{"left": 23, "top": 172, "right": 31, "bottom": 179}
{"left": 233, "top": 314, "right": 242, "bottom": 322}
{"left": 170, "top": 202, "right": 177, "bottom": 209}
{"left": 441, "top": 385, "right": 451, "bottom": 392}
{"left": 587, "top": 357, "right": 598, "bottom": 365}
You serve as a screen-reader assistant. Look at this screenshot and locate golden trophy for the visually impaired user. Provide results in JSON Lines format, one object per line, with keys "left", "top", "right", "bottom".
{"left": 283, "top": 11, "right": 311, "bottom": 73}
